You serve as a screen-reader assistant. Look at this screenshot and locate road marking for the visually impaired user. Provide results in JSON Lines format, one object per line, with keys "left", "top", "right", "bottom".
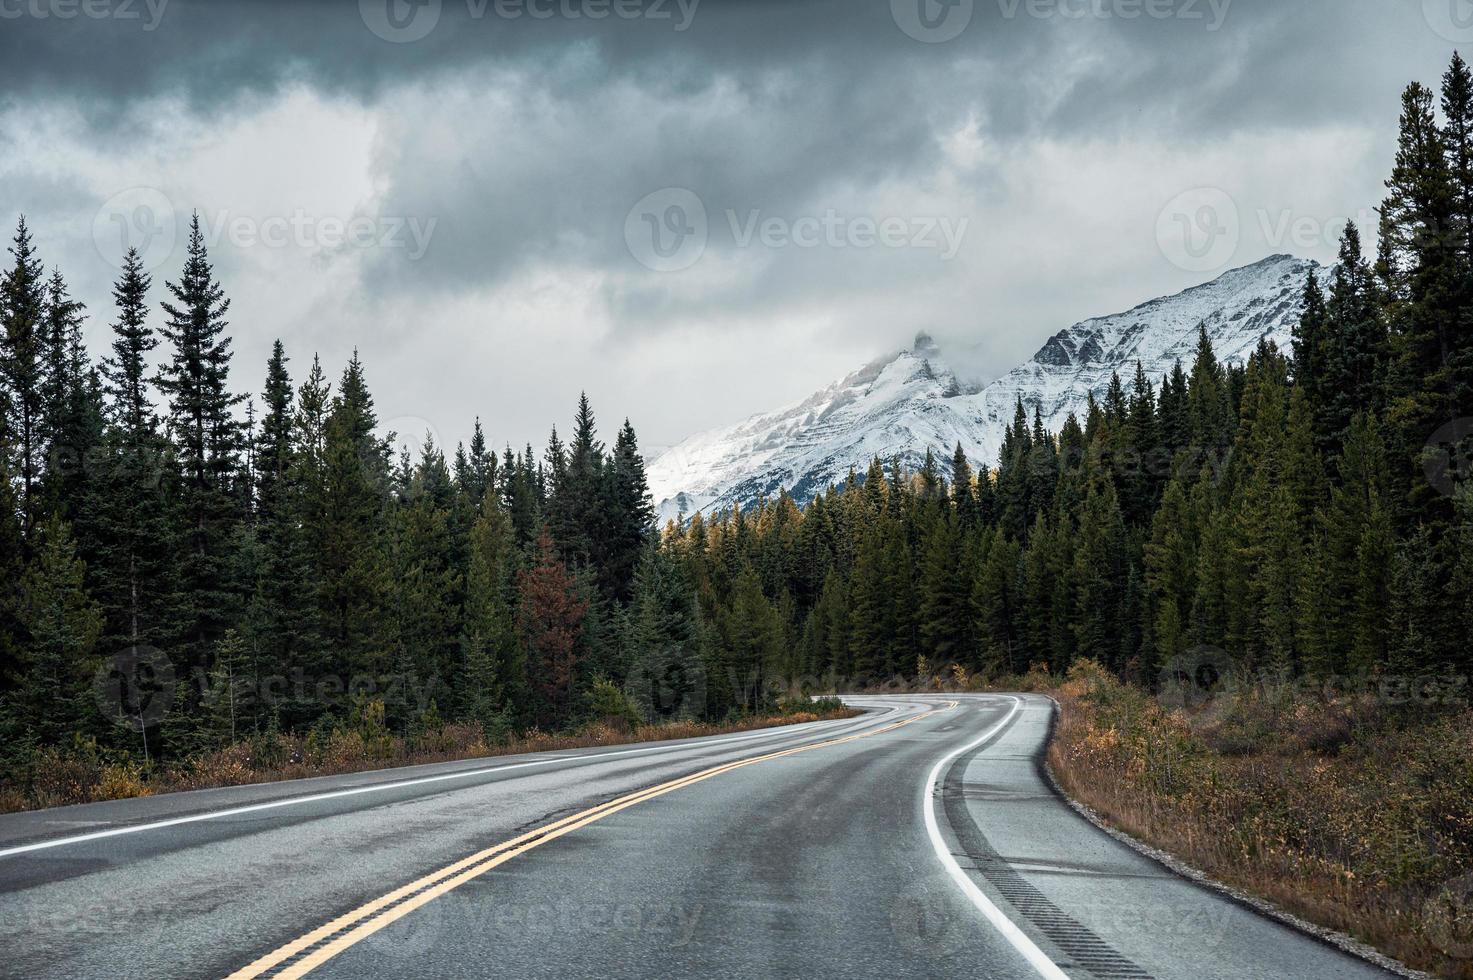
{"left": 0, "top": 712, "right": 893, "bottom": 860}
{"left": 225, "top": 701, "right": 955, "bottom": 979}
{"left": 922, "top": 695, "right": 1071, "bottom": 980}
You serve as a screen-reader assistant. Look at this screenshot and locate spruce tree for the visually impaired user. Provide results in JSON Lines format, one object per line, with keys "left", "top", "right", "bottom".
{"left": 625, "top": 541, "right": 705, "bottom": 721}
{"left": 916, "top": 511, "right": 970, "bottom": 668}
{"left": 14, "top": 517, "right": 104, "bottom": 743}
{"left": 38, "top": 268, "right": 97, "bottom": 515}
{"left": 461, "top": 490, "right": 521, "bottom": 729}
{"left": 601, "top": 418, "right": 655, "bottom": 602}
{"left": 718, "top": 563, "right": 783, "bottom": 713}
{"left": 94, "top": 249, "right": 173, "bottom": 673}
{"left": 156, "top": 214, "right": 245, "bottom": 682}
{"left": 972, "top": 527, "right": 1021, "bottom": 675}
{"left": 1320, "top": 224, "right": 1386, "bottom": 457}
{"left": 319, "top": 353, "right": 392, "bottom": 677}
{"left": 1, "top": 218, "right": 47, "bottom": 540}
{"left": 950, "top": 443, "right": 978, "bottom": 528}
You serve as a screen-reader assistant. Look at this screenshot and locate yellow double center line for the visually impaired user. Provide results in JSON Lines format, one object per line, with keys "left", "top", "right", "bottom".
{"left": 226, "top": 701, "right": 955, "bottom": 979}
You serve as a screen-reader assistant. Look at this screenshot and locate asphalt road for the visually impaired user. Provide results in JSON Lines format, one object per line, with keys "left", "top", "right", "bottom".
{"left": 0, "top": 695, "right": 1397, "bottom": 979}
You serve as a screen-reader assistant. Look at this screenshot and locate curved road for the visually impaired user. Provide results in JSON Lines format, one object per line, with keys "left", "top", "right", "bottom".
{"left": 0, "top": 695, "right": 1395, "bottom": 979}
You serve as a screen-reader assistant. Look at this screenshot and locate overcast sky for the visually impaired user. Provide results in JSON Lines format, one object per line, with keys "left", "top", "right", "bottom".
{"left": 0, "top": 0, "right": 1462, "bottom": 456}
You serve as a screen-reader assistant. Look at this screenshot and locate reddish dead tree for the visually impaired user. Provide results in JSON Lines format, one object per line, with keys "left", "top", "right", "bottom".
{"left": 516, "top": 529, "right": 589, "bottom": 725}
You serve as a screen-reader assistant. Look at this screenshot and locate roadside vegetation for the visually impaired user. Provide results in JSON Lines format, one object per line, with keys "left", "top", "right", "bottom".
{"left": 0, "top": 692, "right": 855, "bottom": 814}
{"left": 1048, "top": 660, "right": 1473, "bottom": 980}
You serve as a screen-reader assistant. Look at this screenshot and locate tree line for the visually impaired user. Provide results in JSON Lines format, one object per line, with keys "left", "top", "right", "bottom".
{"left": 654, "top": 55, "right": 1473, "bottom": 697}
{"left": 2, "top": 55, "right": 1472, "bottom": 776}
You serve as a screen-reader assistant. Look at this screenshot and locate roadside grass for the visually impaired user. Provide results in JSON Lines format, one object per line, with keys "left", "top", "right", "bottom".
{"left": 0, "top": 700, "right": 859, "bottom": 815}
{"left": 1046, "top": 660, "right": 1473, "bottom": 980}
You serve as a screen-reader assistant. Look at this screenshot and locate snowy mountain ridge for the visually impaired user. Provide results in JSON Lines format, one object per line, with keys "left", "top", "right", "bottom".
{"left": 647, "top": 254, "right": 1320, "bottom": 521}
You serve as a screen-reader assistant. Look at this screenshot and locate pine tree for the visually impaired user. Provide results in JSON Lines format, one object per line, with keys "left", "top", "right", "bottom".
{"left": 156, "top": 214, "right": 245, "bottom": 683}
{"left": 972, "top": 527, "right": 1021, "bottom": 675}
{"left": 951, "top": 443, "right": 978, "bottom": 528}
{"left": 1, "top": 218, "right": 48, "bottom": 540}
{"left": 718, "top": 563, "right": 783, "bottom": 713}
{"left": 846, "top": 525, "right": 890, "bottom": 679}
{"left": 247, "top": 341, "right": 321, "bottom": 722}
{"left": 318, "top": 353, "right": 392, "bottom": 677}
{"left": 93, "top": 251, "right": 173, "bottom": 674}
{"left": 1445, "top": 52, "right": 1473, "bottom": 263}
{"left": 1320, "top": 224, "right": 1386, "bottom": 457}
{"left": 38, "top": 267, "right": 101, "bottom": 522}
{"left": 383, "top": 438, "right": 461, "bottom": 724}
{"left": 1143, "top": 474, "right": 1197, "bottom": 675}
{"left": 917, "top": 511, "right": 970, "bottom": 668}
{"left": 1187, "top": 326, "right": 1232, "bottom": 456}
{"left": 1381, "top": 77, "right": 1463, "bottom": 515}
{"left": 461, "top": 491, "right": 521, "bottom": 731}
{"left": 625, "top": 541, "right": 705, "bottom": 721}
{"left": 808, "top": 567, "right": 850, "bottom": 680}
{"left": 0, "top": 441, "right": 23, "bottom": 702}
{"left": 1292, "top": 269, "right": 1328, "bottom": 420}
{"left": 601, "top": 418, "right": 654, "bottom": 601}
{"left": 996, "top": 399, "right": 1033, "bottom": 539}
{"left": 13, "top": 517, "right": 103, "bottom": 743}
{"left": 101, "top": 249, "right": 157, "bottom": 440}
{"left": 1071, "top": 479, "right": 1127, "bottom": 669}
{"left": 1020, "top": 512, "right": 1062, "bottom": 670}
{"left": 1123, "top": 361, "right": 1160, "bottom": 523}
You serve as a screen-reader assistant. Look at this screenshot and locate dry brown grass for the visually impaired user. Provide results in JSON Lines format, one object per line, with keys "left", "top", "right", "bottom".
{"left": 0, "top": 705, "right": 860, "bottom": 815}
{"left": 1046, "top": 660, "right": 1473, "bottom": 979}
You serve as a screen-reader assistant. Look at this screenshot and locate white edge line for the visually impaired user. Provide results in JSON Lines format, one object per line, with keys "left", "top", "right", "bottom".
{"left": 0, "top": 705, "right": 909, "bottom": 860}
{"left": 922, "top": 694, "right": 1072, "bottom": 980}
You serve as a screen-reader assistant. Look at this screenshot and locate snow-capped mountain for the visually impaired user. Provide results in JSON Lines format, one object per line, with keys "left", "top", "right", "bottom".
{"left": 648, "top": 254, "right": 1319, "bottom": 520}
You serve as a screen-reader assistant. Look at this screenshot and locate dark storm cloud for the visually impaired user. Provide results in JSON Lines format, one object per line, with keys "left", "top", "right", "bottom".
{"left": 5, "top": 2, "right": 1452, "bottom": 298}
{"left": 0, "top": 1, "right": 1448, "bottom": 135}
{"left": 1, "top": 0, "right": 1466, "bottom": 448}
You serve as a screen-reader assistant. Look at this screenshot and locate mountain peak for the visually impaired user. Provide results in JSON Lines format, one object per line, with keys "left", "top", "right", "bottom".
{"left": 647, "top": 256, "right": 1319, "bottom": 520}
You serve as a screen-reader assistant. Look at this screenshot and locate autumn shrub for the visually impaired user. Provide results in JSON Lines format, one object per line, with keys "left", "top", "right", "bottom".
{"left": 1048, "top": 660, "right": 1473, "bottom": 980}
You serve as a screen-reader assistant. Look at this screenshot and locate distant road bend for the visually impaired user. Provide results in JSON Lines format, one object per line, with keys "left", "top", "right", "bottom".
{"left": 0, "top": 695, "right": 1396, "bottom": 979}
